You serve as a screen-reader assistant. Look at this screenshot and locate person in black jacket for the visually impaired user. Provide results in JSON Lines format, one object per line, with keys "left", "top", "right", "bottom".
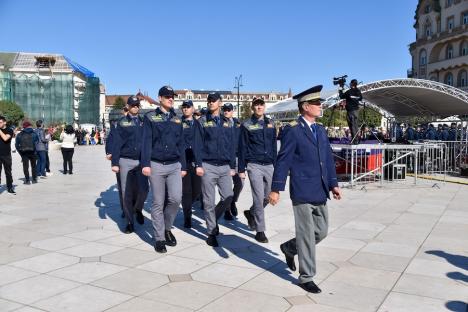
{"left": 111, "top": 96, "right": 148, "bottom": 234}
{"left": 238, "top": 97, "right": 277, "bottom": 243}
{"left": 222, "top": 103, "right": 243, "bottom": 220}
{"left": 141, "top": 86, "right": 186, "bottom": 253}
{"left": 196, "top": 92, "right": 236, "bottom": 247}
{"left": 180, "top": 100, "right": 202, "bottom": 228}
{"left": 0, "top": 116, "right": 15, "bottom": 194}
{"left": 339, "top": 79, "right": 362, "bottom": 142}
{"left": 15, "top": 121, "right": 39, "bottom": 184}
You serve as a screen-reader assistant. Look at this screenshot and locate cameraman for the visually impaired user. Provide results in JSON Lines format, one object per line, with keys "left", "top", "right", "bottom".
{"left": 339, "top": 79, "right": 362, "bottom": 142}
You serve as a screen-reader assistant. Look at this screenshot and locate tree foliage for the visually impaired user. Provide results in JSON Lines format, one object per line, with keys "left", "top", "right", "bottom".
{"left": 240, "top": 100, "right": 251, "bottom": 121}
{"left": 0, "top": 100, "right": 25, "bottom": 126}
{"left": 113, "top": 96, "right": 126, "bottom": 110}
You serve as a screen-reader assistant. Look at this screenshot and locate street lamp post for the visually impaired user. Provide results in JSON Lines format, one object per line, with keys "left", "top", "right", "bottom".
{"left": 234, "top": 75, "right": 243, "bottom": 119}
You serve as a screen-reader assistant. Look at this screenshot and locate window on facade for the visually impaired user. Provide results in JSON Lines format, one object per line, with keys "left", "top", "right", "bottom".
{"left": 424, "top": 4, "right": 431, "bottom": 13}
{"left": 459, "top": 70, "right": 468, "bottom": 87}
{"left": 447, "top": 44, "right": 454, "bottom": 59}
{"left": 445, "top": 72, "right": 454, "bottom": 86}
{"left": 424, "top": 23, "right": 432, "bottom": 37}
{"left": 463, "top": 12, "right": 468, "bottom": 25}
{"left": 280, "top": 96, "right": 284, "bottom": 100}
{"left": 420, "top": 49, "right": 427, "bottom": 65}
{"left": 446, "top": 0, "right": 453, "bottom": 7}
{"left": 226, "top": 95, "right": 230, "bottom": 100}
{"left": 461, "top": 41, "right": 468, "bottom": 56}
{"left": 198, "top": 95, "right": 201, "bottom": 99}
{"left": 187, "top": 95, "right": 192, "bottom": 100}
{"left": 240, "top": 96, "right": 243, "bottom": 100}
{"left": 447, "top": 17, "right": 454, "bottom": 30}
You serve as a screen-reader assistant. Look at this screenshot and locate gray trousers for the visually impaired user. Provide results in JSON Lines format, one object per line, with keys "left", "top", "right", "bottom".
{"left": 283, "top": 203, "right": 328, "bottom": 284}
{"left": 182, "top": 164, "right": 202, "bottom": 219}
{"left": 201, "top": 163, "right": 233, "bottom": 234}
{"left": 119, "top": 158, "right": 149, "bottom": 225}
{"left": 149, "top": 161, "right": 182, "bottom": 241}
{"left": 246, "top": 163, "right": 273, "bottom": 232}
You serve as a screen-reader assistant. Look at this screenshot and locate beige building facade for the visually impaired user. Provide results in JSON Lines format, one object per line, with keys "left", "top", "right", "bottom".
{"left": 409, "top": 0, "right": 468, "bottom": 91}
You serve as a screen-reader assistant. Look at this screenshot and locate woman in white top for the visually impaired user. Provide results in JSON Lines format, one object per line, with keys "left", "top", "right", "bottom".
{"left": 60, "top": 125, "right": 76, "bottom": 174}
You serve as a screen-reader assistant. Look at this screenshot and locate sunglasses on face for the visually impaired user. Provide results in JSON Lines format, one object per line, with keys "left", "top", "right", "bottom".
{"left": 163, "top": 96, "right": 174, "bottom": 100}
{"left": 223, "top": 108, "right": 233, "bottom": 112}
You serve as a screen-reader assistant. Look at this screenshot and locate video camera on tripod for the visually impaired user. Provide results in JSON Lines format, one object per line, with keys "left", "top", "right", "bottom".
{"left": 333, "top": 75, "right": 348, "bottom": 86}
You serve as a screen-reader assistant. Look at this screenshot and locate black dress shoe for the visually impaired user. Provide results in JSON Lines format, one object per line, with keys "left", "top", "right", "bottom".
{"left": 280, "top": 243, "right": 296, "bottom": 271}
{"left": 136, "top": 211, "right": 144, "bottom": 225}
{"left": 63, "top": 171, "right": 67, "bottom": 175}
{"left": 124, "top": 223, "right": 134, "bottom": 234}
{"left": 24, "top": 180, "right": 30, "bottom": 185}
{"left": 69, "top": 171, "right": 73, "bottom": 175}
{"left": 32, "top": 179, "right": 38, "bottom": 184}
{"left": 184, "top": 218, "right": 192, "bottom": 229}
{"left": 299, "top": 281, "right": 321, "bottom": 293}
{"left": 206, "top": 234, "right": 219, "bottom": 247}
{"left": 165, "top": 230, "right": 177, "bottom": 246}
{"left": 154, "top": 241, "right": 167, "bottom": 253}
{"left": 7, "top": 188, "right": 16, "bottom": 194}
{"left": 255, "top": 232, "right": 269, "bottom": 243}
{"left": 244, "top": 210, "right": 256, "bottom": 231}
{"left": 231, "top": 202, "right": 238, "bottom": 217}
{"left": 224, "top": 211, "right": 234, "bottom": 220}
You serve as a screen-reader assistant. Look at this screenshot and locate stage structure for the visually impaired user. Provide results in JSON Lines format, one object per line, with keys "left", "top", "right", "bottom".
{"left": 267, "top": 78, "right": 468, "bottom": 188}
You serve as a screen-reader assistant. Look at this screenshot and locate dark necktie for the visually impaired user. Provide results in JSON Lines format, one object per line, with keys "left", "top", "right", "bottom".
{"left": 311, "top": 124, "right": 317, "bottom": 140}
{"left": 213, "top": 116, "right": 220, "bottom": 126}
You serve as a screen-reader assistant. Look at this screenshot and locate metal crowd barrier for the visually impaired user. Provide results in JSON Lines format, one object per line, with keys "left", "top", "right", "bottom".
{"left": 332, "top": 142, "right": 449, "bottom": 188}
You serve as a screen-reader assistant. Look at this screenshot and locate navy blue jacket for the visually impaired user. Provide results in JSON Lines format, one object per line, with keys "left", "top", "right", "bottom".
{"left": 448, "top": 128, "right": 457, "bottom": 141}
{"left": 238, "top": 115, "right": 277, "bottom": 173}
{"left": 111, "top": 114, "right": 144, "bottom": 166}
{"left": 405, "top": 127, "right": 416, "bottom": 141}
{"left": 181, "top": 116, "right": 202, "bottom": 168}
{"left": 425, "top": 128, "right": 437, "bottom": 140}
{"left": 105, "top": 121, "right": 119, "bottom": 155}
{"left": 271, "top": 117, "right": 338, "bottom": 204}
{"left": 15, "top": 128, "right": 39, "bottom": 153}
{"left": 198, "top": 113, "right": 236, "bottom": 169}
{"left": 141, "top": 107, "right": 186, "bottom": 170}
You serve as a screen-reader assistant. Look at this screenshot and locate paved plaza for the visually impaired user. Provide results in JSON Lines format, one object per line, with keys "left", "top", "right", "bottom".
{"left": 0, "top": 145, "right": 467, "bottom": 312}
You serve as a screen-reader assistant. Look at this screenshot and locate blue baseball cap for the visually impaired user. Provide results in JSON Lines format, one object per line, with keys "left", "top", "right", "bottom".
{"left": 158, "top": 86, "right": 175, "bottom": 97}
{"left": 207, "top": 92, "right": 222, "bottom": 103}
{"left": 127, "top": 95, "right": 140, "bottom": 106}
{"left": 182, "top": 100, "right": 193, "bottom": 107}
{"left": 222, "top": 103, "right": 234, "bottom": 111}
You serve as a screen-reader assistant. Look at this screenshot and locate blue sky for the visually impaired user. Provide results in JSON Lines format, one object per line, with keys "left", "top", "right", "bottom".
{"left": 0, "top": 0, "right": 418, "bottom": 96}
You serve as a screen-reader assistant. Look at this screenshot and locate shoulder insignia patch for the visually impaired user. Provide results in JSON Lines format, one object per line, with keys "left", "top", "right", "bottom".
{"left": 267, "top": 124, "right": 274, "bottom": 128}
{"left": 223, "top": 122, "right": 230, "bottom": 128}
{"left": 288, "top": 120, "right": 298, "bottom": 127}
{"left": 120, "top": 121, "right": 133, "bottom": 127}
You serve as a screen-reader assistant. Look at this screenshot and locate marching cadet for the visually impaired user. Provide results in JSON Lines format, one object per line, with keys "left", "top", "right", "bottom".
{"left": 181, "top": 100, "right": 202, "bottom": 228}
{"left": 221, "top": 102, "right": 243, "bottom": 220}
{"left": 111, "top": 96, "right": 148, "bottom": 233}
{"left": 269, "top": 85, "right": 342, "bottom": 294}
{"left": 106, "top": 106, "right": 128, "bottom": 218}
{"left": 141, "top": 86, "right": 187, "bottom": 253}
{"left": 238, "top": 97, "right": 277, "bottom": 243}
{"left": 197, "top": 92, "right": 236, "bottom": 247}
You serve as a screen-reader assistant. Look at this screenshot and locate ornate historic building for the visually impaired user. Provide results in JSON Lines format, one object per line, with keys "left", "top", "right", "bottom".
{"left": 409, "top": 0, "right": 468, "bottom": 91}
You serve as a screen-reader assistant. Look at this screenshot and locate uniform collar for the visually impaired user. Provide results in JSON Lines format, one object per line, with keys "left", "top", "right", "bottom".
{"left": 251, "top": 114, "right": 268, "bottom": 124}
{"left": 155, "top": 106, "right": 175, "bottom": 118}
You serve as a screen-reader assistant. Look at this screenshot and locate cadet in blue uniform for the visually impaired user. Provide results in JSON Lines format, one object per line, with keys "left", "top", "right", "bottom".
{"left": 141, "top": 86, "right": 187, "bottom": 253}
{"left": 106, "top": 107, "right": 128, "bottom": 218}
{"left": 181, "top": 100, "right": 202, "bottom": 228}
{"left": 238, "top": 97, "right": 277, "bottom": 243}
{"left": 222, "top": 103, "right": 243, "bottom": 220}
{"left": 111, "top": 96, "right": 148, "bottom": 233}
{"left": 269, "top": 85, "right": 342, "bottom": 294}
{"left": 197, "top": 92, "right": 236, "bottom": 247}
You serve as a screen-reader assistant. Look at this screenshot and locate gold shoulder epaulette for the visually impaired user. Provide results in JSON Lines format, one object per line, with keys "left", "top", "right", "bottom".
{"left": 288, "top": 120, "right": 298, "bottom": 127}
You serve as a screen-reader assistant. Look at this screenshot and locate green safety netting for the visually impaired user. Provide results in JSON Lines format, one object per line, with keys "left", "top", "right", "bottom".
{"left": 0, "top": 71, "right": 12, "bottom": 101}
{"left": 0, "top": 72, "right": 100, "bottom": 125}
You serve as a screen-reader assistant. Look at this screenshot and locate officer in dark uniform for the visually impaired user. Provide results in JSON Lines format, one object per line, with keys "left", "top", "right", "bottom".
{"left": 141, "top": 86, "right": 187, "bottom": 253}
{"left": 238, "top": 97, "right": 277, "bottom": 243}
{"left": 197, "top": 92, "right": 236, "bottom": 247}
{"left": 106, "top": 107, "right": 128, "bottom": 218}
{"left": 181, "top": 100, "right": 202, "bottom": 228}
{"left": 269, "top": 85, "right": 342, "bottom": 294}
{"left": 222, "top": 102, "right": 243, "bottom": 220}
{"left": 405, "top": 124, "right": 416, "bottom": 141}
{"left": 111, "top": 96, "right": 149, "bottom": 233}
